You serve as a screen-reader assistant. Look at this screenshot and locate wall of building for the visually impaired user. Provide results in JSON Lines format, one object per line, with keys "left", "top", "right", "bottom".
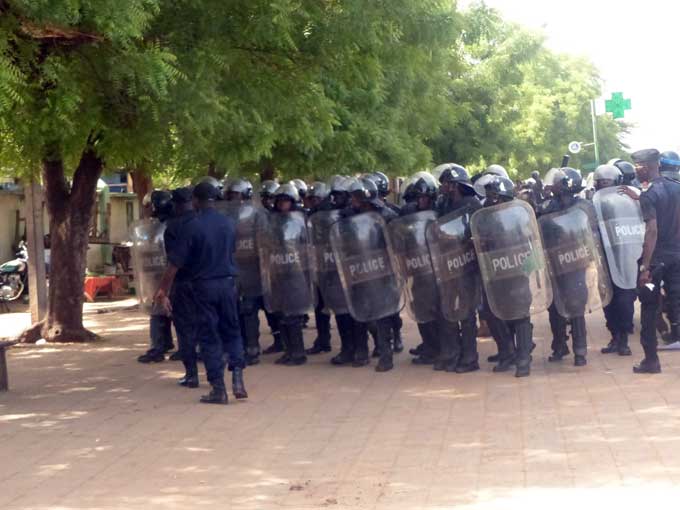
{"left": 0, "top": 189, "right": 139, "bottom": 273}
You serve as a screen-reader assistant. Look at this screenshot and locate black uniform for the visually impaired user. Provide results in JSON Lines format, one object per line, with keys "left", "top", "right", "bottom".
{"left": 537, "top": 195, "right": 588, "bottom": 364}
{"left": 164, "top": 208, "right": 198, "bottom": 380}
{"left": 168, "top": 207, "right": 245, "bottom": 391}
{"left": 435, "top": 195, "right": 482, "bottom": 372}
{"left": 638, "top": 176, "right": 680, "bottom": 361}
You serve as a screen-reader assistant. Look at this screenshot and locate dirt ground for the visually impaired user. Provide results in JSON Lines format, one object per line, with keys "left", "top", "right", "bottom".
{"left": 2, "top": 299, "right": 680, "bottom": 509}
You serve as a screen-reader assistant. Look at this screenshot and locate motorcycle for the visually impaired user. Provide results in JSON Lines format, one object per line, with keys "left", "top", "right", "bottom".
{"left": 0, "top": 241, "right": 28, "bottom": 301}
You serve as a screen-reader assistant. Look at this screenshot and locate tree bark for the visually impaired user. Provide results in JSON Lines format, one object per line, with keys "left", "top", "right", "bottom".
{"left": 130, "top": 167, "right": 152, "bottom": 219}
{"left": 260, "top": 158, "right": 276, "bottom": 182}
{"left": 18, "top": 146, "right": 103, "bottom": 343}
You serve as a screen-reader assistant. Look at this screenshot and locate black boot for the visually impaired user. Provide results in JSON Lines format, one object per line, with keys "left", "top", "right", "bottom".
{"left": 283, "top": 320, "right": 307, "bottom": 366}
{"left": 178, "top": 374, "right": 199, "bottom": 388}
{"left": 618, "top": 332, "right": 632, "bottom": 356}
{"left": 137, "top": 349, "right": 164, "bottom": 363}
{"left": 169, "top": 351, "right": 183, "bottom": 361}
{"left": 548, "top": 345, "right": 570, "bottom": 362}
{"left": 633, "top": 357, "right": 661, "bottom": 374}
{"left": 200, "top": 385, "right": 228, "bottom": 404}
{"left": 493, "top": 356, "right": 515, "bottom": 372}
{"left": 375, "top": 336, "right": 393, "bottom": 372}
{"left": 455, "top": 361, "right": 480, "bottom": 373}
{"left": 392, "top": 330, "right": 404, "bottom": 353}
{"left": 601, "top": 337, "right": 618, "bottom": 354}
{"left": 574, "top": 355, "right": 587, "bottom": 367}
{"left": 232, "top": 368, "right": 248, "bottom": 399}
{"left": 262, "top": 331, "right": 284, "bottom": 354}
{"left": 306, "top": 340, "right": 331, "bottom": 355}
{"left": 515, "top": 364, "right": 530, "bottom": 378}
{"left": 487, "top": 353, "right": 501, "bottom": 363}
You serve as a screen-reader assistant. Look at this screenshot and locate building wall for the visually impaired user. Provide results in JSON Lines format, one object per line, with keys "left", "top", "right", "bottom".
{"left": 0, "top": 189, "right": 139, "bottom": 273}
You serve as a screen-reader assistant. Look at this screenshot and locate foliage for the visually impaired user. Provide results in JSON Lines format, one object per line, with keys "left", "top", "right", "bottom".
{"left": 429, "top": 2, "right": 630, "bottom": 179}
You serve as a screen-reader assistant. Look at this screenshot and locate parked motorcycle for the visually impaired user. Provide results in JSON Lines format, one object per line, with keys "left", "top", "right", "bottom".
{"left": 0, "top": 241, "right": 28, "bottom": 301}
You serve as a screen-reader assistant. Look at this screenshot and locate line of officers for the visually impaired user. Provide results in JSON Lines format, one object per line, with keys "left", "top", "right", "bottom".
{"left": 131, "top": 148, "right": 680, "bottom": 403}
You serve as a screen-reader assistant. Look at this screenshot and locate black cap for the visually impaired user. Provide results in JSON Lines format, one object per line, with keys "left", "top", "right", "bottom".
{"left": 193, "top": 181, "right": 219, "bottom": 201}
{"left": 631, "top": 149, "right": 660, "bottom": 164}
{"left": 171, "top": 187, "right": 193, "bottom": 204}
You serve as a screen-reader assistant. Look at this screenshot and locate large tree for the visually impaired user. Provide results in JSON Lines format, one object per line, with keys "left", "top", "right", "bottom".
{"left": 0, "top": 0, "right": 179, "bottom": 342}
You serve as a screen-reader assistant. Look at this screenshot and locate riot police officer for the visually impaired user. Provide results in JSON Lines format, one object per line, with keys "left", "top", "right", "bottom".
{"left": 337, "top": 177, "right": 399, "bottom": 372}
{"left": 306, "top": 182, "right": 334, "bottom": 355}
{"left": 538, "top": 168, "right": 589, "bottom": 367}
{"left": 223, "top": 178, "right": 268, "bottom": 366}
{"left": 259, "top": 180, "right": 280, "bottom": 212}
{"left": 367, "top": 171, "right": 404, "bottom": 353}
{"left": 593, "top": 165, "right": 635, "bottom": 356}
{"left": 435, "top": 165, "right": 482, "bottom": 372}
{"left": 267, "top": 183, "right": 311, "bottom": 366}
{"left": 629, "top": 149, "right": 680, "bottom": 373}
{"left": 474, "top": 176, "right": 540, "bottom": 377}
{"left": 660, "top": 151, "right": 680, "bottom": 180}
{"left": 164, "top": 187, "right": 200, "bottom": 386}
{"left": 154, "top": 181, "right": 247, "bottom": 404}
{"left": 137, "top": 190, "right": 176, "bottom": 363}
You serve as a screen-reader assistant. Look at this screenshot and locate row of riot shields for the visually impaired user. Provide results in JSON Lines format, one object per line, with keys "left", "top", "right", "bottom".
{"left": 129, "top": 186, "right": 644, "bottom": 323}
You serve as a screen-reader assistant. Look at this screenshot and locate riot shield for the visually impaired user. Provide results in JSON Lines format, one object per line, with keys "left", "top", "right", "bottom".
{"left": 218, "top": 202, "right": 265, "bottom": 297}
{"left": 593, "top": 187, "right": 645, "bottom": 289}
{"left": 426, "top": 209, "right": 481, "bottom": 322}
{"left": 129, "top": 219, "right": 167, "bottom": 315}
{"left": 387, "top": 211, "right": 439, "bottom": 323}
{"left": 258, "top": 211, "right": 314, "bottom": 315}
{"left": 471, "top": 200, "right": 552, "bottom": 320}
{"left": 308, "top": 210, "right": 348, "bottom": 314}
{"left": 539, "top": 205, "right": 612, "bottom": 318}
{"left": 330, "top": 212, "right": 402, "bottom": 322}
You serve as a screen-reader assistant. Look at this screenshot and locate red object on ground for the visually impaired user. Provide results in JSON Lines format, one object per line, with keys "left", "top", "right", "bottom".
{"left": 83, "top": 276, "right": 123, "bottom": 302}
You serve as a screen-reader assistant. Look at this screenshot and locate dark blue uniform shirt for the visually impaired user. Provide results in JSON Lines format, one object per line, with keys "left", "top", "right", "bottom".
{"left": 640, "top": 176, "right": 680, "bottom": 263}
{"left": 164, "top": 210, "right": 197, "bottom": 283}
{"left": 166, "top": 207, "right": 238, "bottom": 280}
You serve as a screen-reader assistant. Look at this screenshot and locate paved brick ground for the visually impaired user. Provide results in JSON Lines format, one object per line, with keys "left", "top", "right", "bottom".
{"left": 3, "top": 299, "right": 680, "bottom": 509}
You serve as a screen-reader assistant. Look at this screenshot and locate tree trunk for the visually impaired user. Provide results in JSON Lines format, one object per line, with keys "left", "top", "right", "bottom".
{"left": 130, "top": 167, "right": 152, "bottom": 219}
{"left": 260, "top": 158, "right": 276, "bottom": 182}
{"left": 18, "top": 146, "right": 103, "bottom": 343}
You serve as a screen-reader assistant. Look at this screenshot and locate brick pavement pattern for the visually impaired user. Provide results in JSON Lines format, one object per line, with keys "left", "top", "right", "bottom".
{"left": 3, "top": 299, "right": 680, "bottom": 509}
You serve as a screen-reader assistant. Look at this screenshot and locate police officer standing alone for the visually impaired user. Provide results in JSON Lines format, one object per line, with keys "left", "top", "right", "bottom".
{"left": 154, "top": 181, "right": 247, "bottom": 404}
{"left": 627, "top": 149, "right": 680, "bottom": 373}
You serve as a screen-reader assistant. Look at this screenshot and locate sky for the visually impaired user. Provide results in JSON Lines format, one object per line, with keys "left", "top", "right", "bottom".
{"left": 460, "top": 0, "right": 678, "bottom": 154}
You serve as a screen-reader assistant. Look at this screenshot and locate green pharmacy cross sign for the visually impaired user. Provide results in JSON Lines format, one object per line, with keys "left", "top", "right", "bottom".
{"left": 605, "top": 92, "right": 631, "bottom": 119}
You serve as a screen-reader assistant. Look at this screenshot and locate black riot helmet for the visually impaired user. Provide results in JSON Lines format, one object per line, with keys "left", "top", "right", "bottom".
{"left": 292, "top": 179, "right": 308, "bottom": 199}
{"left": 308, "top": 181, "right": 329, "bottom": 200}
{"left": 194, "top": 176, "right": 223, "bottom": 200}
{"left": 660, "top": 151, "right": 680, "bottom": 177}
{"left": 593, "top": 164, "right": 622, "bottom": 190}
{"left": 411, "top": 174, "right": 439, "bottom": 198}
{"left": 609, "top": 159, "right": 636, "bottom": 185}
{"left": 149, "top": 190, "right": 174, "bottom": 220}
{"left": 545, "top": 167, "right": 584, "bottom": 194}
{"left": 439, "top": 163, "right": 477, "bottom": 195}
{"left": 226, "top": 178, "right": 253, "bottom": 201}
{"left": 274, "top": 183, "right": 299, "bottom": 213}
{"left": 329, "top": 175, "right": 351, "bottom": 208}
{"left": 370, "top": 171, "right": 390, "bottom": 197}
{"left": 349, "top": 176, "right": 379, "bottom": 200}
{"left": 483, "top": 175, "right": 515, "bottom": 204}
{"left": 259, "top": 180, "right": 279, "bottom": 198}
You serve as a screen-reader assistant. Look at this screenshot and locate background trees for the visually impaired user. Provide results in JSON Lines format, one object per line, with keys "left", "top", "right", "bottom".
{"left": 0, "top": 0, "right": 629, "bottom": 341}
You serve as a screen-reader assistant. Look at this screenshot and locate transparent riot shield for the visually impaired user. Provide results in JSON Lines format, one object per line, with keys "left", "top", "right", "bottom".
{"left": 593, "top": 186, "right": 645, "bottom": 289}
{"left": 426, "top": 209, "right": 481, "bottom": 322}
{"left": 330, "top": 212, "right": 402, "bottom": 322}
{"left": 387, "top": 211, "right": 439, "bottom": 323}
{"left": 471, "top": 200, "right": 552, "bottom": 320}
{"left": 218, "top": 202, "right": 265, "bottom": 298}
{"left": 539, "top": 205, "right": 612, "bottom": 318}
{"left": 257, "top": 211, "right": 313, "bottom": 316}
{"left": 308, "top": 209, "right": 348, "bottom": 314}
{"left": 129, "top": 219, "right": 167, "bottom": 315}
